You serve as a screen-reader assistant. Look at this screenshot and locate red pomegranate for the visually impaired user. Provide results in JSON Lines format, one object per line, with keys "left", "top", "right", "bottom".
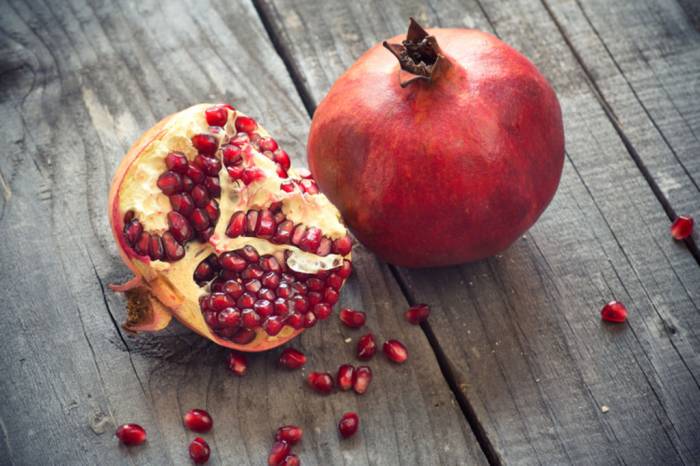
{"left": 108, "top": 104, "right": 352, "bottom": 352}
{"left": 308, "top": 19, "right": 564, "bottom": 267}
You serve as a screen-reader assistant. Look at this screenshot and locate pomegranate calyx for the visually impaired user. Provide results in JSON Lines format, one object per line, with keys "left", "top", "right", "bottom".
{"left": 383, "top": 17, "right": 445, "bottom": 87}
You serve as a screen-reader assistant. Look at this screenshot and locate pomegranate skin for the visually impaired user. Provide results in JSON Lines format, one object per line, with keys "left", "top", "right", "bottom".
{"left": 308, "top": 26, "right": 564, "bottom": 267}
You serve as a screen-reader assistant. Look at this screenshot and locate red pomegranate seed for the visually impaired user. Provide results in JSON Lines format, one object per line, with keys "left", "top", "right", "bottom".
{"left": 337, "top": 260, "right": 352, "bottom": 278}
{"left": 256, "top": 209, "right": 276, "bottom": 237}
{"left": 231, "top": 327, "right": 256, "bottom": 345}
{"left": 148, "top": 234, "right": 164, "bottom": 261}
{"left": 317, "top": 237, "right": 332, "bottom": 256}
{"left": 242, "top": 309, "right": 262, "bottom": 328}
{"left": 166, "top": 151, "right": 189, "bottom": 173}
{"left": 192, "top": 133, "right": 218, "bottom": 155}
{"left": 223, "top": 280, "right": 244, "bottom": 298}
{"left": 227, "top": 352, "right": 248, "bottom": 376}
{"left": 205, "top": 105, "right": 228, "bottom": 127}
{"left": 274, "top": 220, "right": 294, "bottom": 243}
{"left": 170, "top": 193, "right": 195, "bottom": 216}
{"left": 226, "top": 211, "right": 246, "bottom": 238}
{"left": 383, "top": 339, "right": 408, "bottom": 363}
{"left": 670, "top": 215, "right": 694, "bottom": 240}
{"left": 191, "top": 185, "right": 210, "bottom": 207}
{"left": 210, "top": 293, "right": 234, "bottom": 311}
{"left": 167, "top": 211, "right": 193, "bottom": 243}
{"left": 124, "top": 219, "right": 143, "bottom": 245}
{"left": 275, "top": 425, "right": 303, "bottom": 445}
{"left": 267, "top": 440, "right": 290, "bottom": 466}
{"left": 135, "top": 231, "right": 150, "bottom": 255}
{"left": 280, "top": 181, "right": 295, "bottom": 193}
{"left": 241, "top": 167, "right": 265, "bottom": 185}
{"left": 219, "top": 251, "right": 246, "bottom": 271}
{"left": 157, "top": 171, "right": 183, "bottom": 195}
{"left": 218, "top": 308, "right": 241, "bottom": 328}
{"left": 324, "top": 288, "right": 339, "bottom": 305}
{"left": 189, "top": 437, "right": 211, "bottom": 464}
{"left": 337, "top": 364, "right": 354, "bottom": 391}
{"left": 222, "top": 144, "right": 242, "bottom": 166}
{"left": 187, "top": 163, "right": 205, "bottom": 183}
{"left": 356, "top": 333, "right": 376, "bottom": 360}
{"left": 299, "top": 227, "right": 322, "bottom": 252}
{"left": 279, "top": 348, "right": 306, "bottom": 369}
{"left": 204, "top": 176, "right": 221, "bottom": 196}
{"left": 338, "top": 412, "right": 359, "bottom": 438}
{"left": 353, "top": 366, "right": 372, "bottom": 394}
{"left": 115, "top": 423, "right": 146, "bottom": 446}
{"left": 302, "top": 311, "right": 317, "bottom": 328}
{"left": 263, "top": 316, "right": 284, "bottom": 335}
{"left": 313, "top": 303, "right": 332, "bottom": 320}
{"left": 326, "top": 273, "right": 343, "bottom": 290}
{"left": 183, "top": 409, "right": 213, "bottom": 433}
{"left": 204, "top": 199, "right": 219, "bottom": 222}
{"left": 405, "top": 303, "right": 430, "bottom": 325}
{"left": 332, "top": 236, "right": 353, "bottom": 255}
{"left": 278, "top": 454, "right": 300, "bottom": 466}
{"left": 286, "top": 312, "right": 303, "bottom": 329}
{"left": 307, "top": 372, "right": 333, "bottom": 394}
{"left": 601, "top": 300, "right": 628, "bottom": 323}
{"left": 274, "top": 298, "right": 289, "bottom": 317}
{"left": 259, "top": 137, "right": 278, "bottom": 152}
{"left": 162, "top": 232, "right": 185, "bottom": 260}
{"left": 300, "top": 179, "right": 319, "bottom": 194}
{"left": 190, "top": 208, "right": 210, "bottom": 231}
{"left": 196, "top": 155, "right": 221, "bottom": 176}
{"left": 235, "top": 116, "right": 257, "bottom": 133}
{"left": 339, "top": 308, "right": 366, "bottom": 328}
{"left": 245, "top": 279, "right": 263, "bottom": 294}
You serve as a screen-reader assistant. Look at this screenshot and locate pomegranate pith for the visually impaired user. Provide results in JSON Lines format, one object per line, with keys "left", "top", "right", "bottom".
{"left": 338, "top": 412, "right": 359, "bottom": 438}
{"left": 115, "top": 424, "right": 147, "bottom": 446}
{"left": 183, "top": 409, "right": 213, "bottom": 433}
{"left": 601, "top": 301, "right": 628, "bottom": 323}
{"left": 189, "top": 437, "right": 211, "bottom": 464}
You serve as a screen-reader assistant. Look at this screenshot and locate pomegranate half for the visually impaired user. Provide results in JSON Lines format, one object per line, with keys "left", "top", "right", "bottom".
{"left": 109, "top": 104, "right": 352, "bottom": 351}
{"left": 308, "top": 19, "right": 565, "bottom": 267}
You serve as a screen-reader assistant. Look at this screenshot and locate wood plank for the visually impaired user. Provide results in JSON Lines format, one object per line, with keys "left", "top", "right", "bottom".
{"left": 0, "top": 0, "right": 487, "bottom": 464}
{"left": 256, "top": 0, "right": 700, "bottom": 464}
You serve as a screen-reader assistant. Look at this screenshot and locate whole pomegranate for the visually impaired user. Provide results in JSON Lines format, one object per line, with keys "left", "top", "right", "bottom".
{"left": 109, "top": 104, "right": 352, "bottom": 351}
{"left": 308, "top": 19, "right": 564, "bottom": 267}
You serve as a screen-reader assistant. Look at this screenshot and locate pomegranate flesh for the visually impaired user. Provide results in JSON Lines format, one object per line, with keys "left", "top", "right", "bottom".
{"left": 308, "top": 19, "right": 565, "bottom": 266}
{"left": 109, "top": 104, "right": 352, "bottom": 351}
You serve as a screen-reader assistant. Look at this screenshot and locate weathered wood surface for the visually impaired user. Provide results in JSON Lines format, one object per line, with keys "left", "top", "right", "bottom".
{"left": 256, "top": 0, "right": 700, "bottom": 465}
{"left": 0, "top": 0, "right": 486, "bottom": 465}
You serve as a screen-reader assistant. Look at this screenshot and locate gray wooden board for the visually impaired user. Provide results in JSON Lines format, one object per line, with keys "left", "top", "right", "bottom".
{"left": 256, "top": 0, "right": 700, "bottom": 464}
{"left": 0, "top": 0, "right": 487, "bottom": 464}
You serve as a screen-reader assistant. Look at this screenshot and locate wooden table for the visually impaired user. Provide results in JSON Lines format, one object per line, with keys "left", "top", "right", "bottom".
{"left": 1, "top": 0, "right": 698, "bottom": 464}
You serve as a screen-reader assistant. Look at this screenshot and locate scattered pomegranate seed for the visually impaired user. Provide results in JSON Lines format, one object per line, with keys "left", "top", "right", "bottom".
{"left": 267, "top": 440, "right": 290, "bottom": 466}
{"left": 383, "top": 339, "right": 408, "bottom": 363}
{"left": 353, "top": 366, "right": 372, "bottom": 394}
{"left": 189, "top": 437, "right": 211, "bottom": 464}
{"left": 227, "top": 352, "right": 248, "bottom": 376}
{"left": 339, "top": 308, "right": 366, "bottom": 328}
{"left": 275, "top": 425, "right": 303, "bottom": 445}
{"left": 601, "top": 301, "right": 628, "bottom": 323}
{"left": 115, "top": 423, "right": 146, "bottom": 446}
{"left": 236, "top": 116, "right": 258, "bottom": 133}
{"left": 278, "top": 454, "right": 300, "bottom": 466}
{"left": 205, "top": 105, "right": 229, "bottom": 127}
{"left": 670, "top": 215, "right": 694, "bottom": 240}
{"left": 356, "top": 333, "right": 376, "bottom": 360}
{"left": 191, "top": 134, "right": 218, "bottom": 155}
{"left": 307, "top": 372, "right": 334, "bottom": 394}
{"left": 183, "top": 409, "right": 213, "bottom": 433}
{"left": 338, "top": 412, "right": 359, "bottom": 438}
{"left": 404, "top": 303, "right": 430, "bottom": 324}
{"left": 337, "top": 364, "right": 355, "bottom": 391}
{"left": 279, "top": 348, "right": 306, "bottom": 369}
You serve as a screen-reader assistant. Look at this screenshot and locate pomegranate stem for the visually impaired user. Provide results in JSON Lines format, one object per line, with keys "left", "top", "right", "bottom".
{"left": 383, "top": 17, "right": 444, "bottom": 87}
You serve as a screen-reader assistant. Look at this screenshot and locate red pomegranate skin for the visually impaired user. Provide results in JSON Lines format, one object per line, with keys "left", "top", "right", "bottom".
{"left": 308, "top": 28, "right": 565, "bottom": 267}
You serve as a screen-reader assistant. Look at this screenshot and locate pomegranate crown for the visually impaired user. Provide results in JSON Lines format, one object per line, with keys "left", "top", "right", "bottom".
{"left": 383, "top": 18, "right": 444, "bottom": 87}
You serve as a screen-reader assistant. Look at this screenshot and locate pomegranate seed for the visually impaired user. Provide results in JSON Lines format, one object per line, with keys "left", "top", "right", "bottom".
{"left": 279, "top": 348, "right": 306, "bottom": 369}
{"left": 303, "top": 311, "right": 317, "bottom": 328}
{"left": 356, "top": 333, "right": 376, "bottom": 360}
{"left": 231, "top": 328, "right": 256, "bottom": 345}
{"left": 383, "top": 339, "right": 408, "bottom": 363}
{"left": 279, "top": 454, "right": 300, "bottom": 466}
{"left": 241, "top": 245, "right": 260, "bottom": 263}
{"left": 167, "top": 211, "right": 193, "bottom": 243}
{"left": 601, "top": 300, "right": 628, "bottom": 323}
{"left": 162, "top": 232, "right": 185, "bottom": 260}
{"left": 226, "top": 211, "right": 247, "bottom": 238}
{"left": 337, "top": 261, "right": 352, "bottom": 278}
{"left": 242, "top": 264, "right": 264, "bottom": 280}
{"left": 260, "top": 255, "right": 281, "bottom": 272}
{"left": 237, "top": 292, "right": 256, "bottom": 309}
{"left": 218, "top": 308, "right": 241, "bottom": 328}
{"left": 245, "top": 279, "right": 263, "bottom": 294}
{"left": 196, "top": 155, "right": 221, "bottom": 176}
{"left": 124, "top": 219, "right": 143, "bottom": 245}
{"left": 219, "top": 251, "right": 246, "bottom": 271}
{"left": 297, "top": 168, "right": 312, "bottom": 179}
{"left": 273, "top": 150, "right": 291, "bottom": 171}
{"left": 222, "top": 144, "right": 242, "bottom": 166}
{"left": 339, "top": 308, "right": 366, "bottom": 328}
{"left": 205, "top": 105, "right": 228, "bottom": 126}
{"left": 148, "top": 234, "right": 164, "bottom": 261}
{"left": 277, "top": 282, "right": 292, "bottom": 298}
{"left": 262, "top": 272, "right": 280, "bottom": 289}
{"left": 187, "top": 163, "right": 205, "bottom": 183}
{"left": 190, "top": 208, "right": 210, "bottom": 231}
{"left": 338, "top": 412, "right": 359, "bottom": 438}
{"left": 115, "top": 423, "right": 146, "bottom": 446}
{"left": 210, "top": 293, "right": 234, "bottom": 311}
{"left": 166, "top": 151, "right": 189, "bottom": 173}
{"left": 183, "top": 409, "right": 213, "bottom": 433}
{"left": 317, "top": 237, "right": 332, "bottom": 256}
{"left": 293, "top": 295, "right": 309, "bottom": 313}
{"left": 263, "top": 316, "right": 284, "bottom": 335}
{"left": 337, "top": 364, "right": 354, "bottom": 391}
{"left": 192, "top": 133, "right": 218, "bottom": 155}
{"left": 287, "top": 312, "right": 304, "bottom": 329}
{"left": 307, "top": 372, "right": 333, "bottom": 394}
{"left": 326, "top": 273, "right": 343, "bottom": 290}
{"left": 670, "top": 215, "right": 694, "bottom": 240}
{"left": 313, "top": 303, "right": 332, "bottom": 320}
{"left": 299, "top": 227, "right": 322, "bottom": 252}
{"left": 170, "top": 193, "right": 195, "bottom": 216}
{"left": 274, "top": 297, "right": 289, "bottom": 317}
{"left": 135, "top": 231, "right": 150, "bottom": 255}
{"left": 324, "top": 288, "right": 339, "bottom": 305}
{"left": 191, "top": 185, "right": 209, "bottom": 207}
{"left": 241, "top": 167, "right": 265, "bottom": 185}
{"left": 235, "top": 116, "right": 257, "bottom": 133}
{"left": 274, "top": 220, "right": 294, "bottom": 243}
{"left": 189, "top": 437, "right": 211, "bottom": 464}
{"left": 223, "top": 280, "right": 244, "bottom": 298}
{"left": 157, "top": 171, "right": 183, "bottom": 195}
{"left": 280, "top": 181, "right": 295, "bottom": 193}
{"left": 353, "top": 366, "right": 372, "bottom": 394}
{"left": 204, "top": 199, "right": 219, "bottom": 222}
{"left": 194, "top": 261, "right": 216, "bottom": 283}
{"left": 275, "top": 425, "right": 303, "bottom": 445}
{"left": 332, "top": 236, "right": 353, "bottom": 255}
{"left": 204, "top": 176, "right": 221, "bottom": 196}
{"left": 242, "top": 308, "right": 262, "bottom": 328}
{"left": 259, "top": 137, "right": 279, "bottom": 152}
{"left": 227, "top": 352, "right": 248, "bottom": 376}
{"left": 291, "top": 224, "right": 306, "bottom": 246}
{"left": 267, "top": 440, "right": 290, "bottom": 466}
{"left": 405, "top": 303, "right": 430, "bottom": 325}
{"left": 300, "top": 179, "right": 319, "bottom": 194}
{"left": 256, "top": 210, "right": 276, "bottom": 237}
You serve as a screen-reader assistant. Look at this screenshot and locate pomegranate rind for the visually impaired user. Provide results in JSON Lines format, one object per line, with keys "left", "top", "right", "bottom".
{"left": 108, "top": 104, "right": 349, "bottom": 352}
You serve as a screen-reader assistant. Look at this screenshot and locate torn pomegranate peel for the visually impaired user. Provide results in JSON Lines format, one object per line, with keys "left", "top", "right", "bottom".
{"left": 108, "top": 104, "right": 352, "bottom": 352}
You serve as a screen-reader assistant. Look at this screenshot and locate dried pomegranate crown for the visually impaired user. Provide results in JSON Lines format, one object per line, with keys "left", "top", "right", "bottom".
{"left": 108, "top": 103, "right": 352, "bottom": 352}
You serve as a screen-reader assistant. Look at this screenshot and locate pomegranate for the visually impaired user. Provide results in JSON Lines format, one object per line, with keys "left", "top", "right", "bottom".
{"left": 601, "top": 301, "right": 628, "bottom": 323}
{"left": 338, "top": 412, "right": 359, "bottom": 438}
{"left": 308, "top": 19, "right": 565, "bottom": 266}
{"left": 115, "top": 424, "right": 146, "bottom": 446}
{"left": 189, "top": 437, "right": 211, "bottom": 464}
{"left": 108, "top": 104, "right": 352, "bottom": 352}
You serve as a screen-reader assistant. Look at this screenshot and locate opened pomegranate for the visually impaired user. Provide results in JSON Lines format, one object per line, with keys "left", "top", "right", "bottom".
{"left": 109, "top": 104, "right": 352, "bottom": 351}
{"left": 308, "top": 19, "right": 565, "bottom": 266}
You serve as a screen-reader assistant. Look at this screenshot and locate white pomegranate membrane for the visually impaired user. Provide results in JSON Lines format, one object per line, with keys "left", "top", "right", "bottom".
{"left": 114, "top": 104, "right": 352, "bottom": 349}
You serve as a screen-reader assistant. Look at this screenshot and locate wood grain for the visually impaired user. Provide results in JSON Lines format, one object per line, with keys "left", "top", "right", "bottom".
{"left": 0, "top": 0, "right": 486, "bottom": 464}
{"left": 257, "top": 0, "right": 700, "bottom": 464}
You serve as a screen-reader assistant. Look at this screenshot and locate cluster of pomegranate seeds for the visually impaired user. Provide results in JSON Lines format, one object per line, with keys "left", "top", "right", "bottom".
{"left": 189, "top": 437, "right": 211, "bottom": 464}
{"left": 227, "top": 351, "right": 248, "bottom": 376}
{"left": 383, "top": 340, "right": 408, "bottom": 363}
{"left": 183, "top": 409, "right": 213, "bottom": 433}
{"left": 670, "top": 215, "right": 694, "bottom": 240}
{"left": 115, "top": 423, "right": 147, "bottom": 446}
{"left": 601, "top": 301, "right": 628, "bottom": 323}
{"left": 279, "top": 348, "right": 307, "bottom": 369}
{"left": 268, "top": 425, "right": 302, "bottom": 465}
{"left": 197, "top": 245, "right": 352, "bottom": 340}
{"left": 339, "top": 308, "right": 366, "bottom": 328}
{"left": 404, "top": 303, "right": 430, "bottom": 324}
{"left": 336, "top": 364, "right": 372, "bottom": 394}
{"left": 307, "top": 371, "right": 334, "bottom": 394}
{"left": 356, "top": 333, "right": 377, "bottom": 360}
{"left": 338, "top": 412, "right": 359, "bottom": 439}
